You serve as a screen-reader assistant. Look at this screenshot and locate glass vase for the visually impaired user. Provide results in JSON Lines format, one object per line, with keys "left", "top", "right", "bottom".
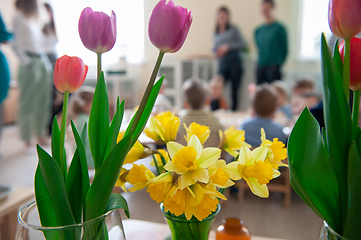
{"left": 161, "top": 203, "right": 220, "bottom": 240}
{"left": 319, "top": 221, "right": 348, "bottom": 240}
{"left": 16, "top": 201, "right": 126, "bottom": 240}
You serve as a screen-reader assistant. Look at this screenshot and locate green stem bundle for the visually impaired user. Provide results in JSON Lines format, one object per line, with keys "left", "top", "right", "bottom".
{"left": 352, "top": 90, "right": 360, "bottom": 140}
{"left": 343, "top": 39, "right": 351, "bottom": 100}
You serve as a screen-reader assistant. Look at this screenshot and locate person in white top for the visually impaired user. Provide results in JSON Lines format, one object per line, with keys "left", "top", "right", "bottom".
{"left": 12, "top": 0, "right": 52, "bottom": 149}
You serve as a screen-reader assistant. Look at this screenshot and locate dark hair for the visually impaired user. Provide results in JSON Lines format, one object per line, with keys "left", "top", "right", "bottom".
{"left": 183, "top": 78, "right": 207, "bottom": 109}
{"left": 72, "top": 91, "right": 94, "bottom": 114}
{"left": 263, "top": 0, "right": 275, "bottom": 7}
{"left": 252, "top": 83, "right": 278, "bottom": 117}
{"left": 292, "top": 78, "right": 315, "bottom": 92}
{"left": 43, "top": 3, "right": 56, "bottom": 36}
{"left": 215, "top": 6, "right": 230, "bottom": 34}
{"left": 15, "top": 0, "right": 38, "bottom": 17}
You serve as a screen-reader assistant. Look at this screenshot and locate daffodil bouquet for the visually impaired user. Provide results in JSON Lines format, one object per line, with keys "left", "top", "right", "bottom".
{"left": 116, "top": 112, "right": 288, "bottom": 222}
{"left": 288, "top": 0, "right": 361, "bottom": 239}
{"left": 33, "top": 1, "right": 192, "bottom": 239}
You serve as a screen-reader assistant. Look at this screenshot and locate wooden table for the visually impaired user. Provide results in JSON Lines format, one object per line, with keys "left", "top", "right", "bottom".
{"left": 123, "top": 219, "right": 287, "bottom": 240}
{"left": 0, "top": 187, "right": 34, "bottom": 240}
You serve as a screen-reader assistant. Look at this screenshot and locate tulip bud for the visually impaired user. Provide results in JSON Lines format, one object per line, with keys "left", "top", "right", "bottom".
{"left": 339, "top": 38, "right": 361, "bottom": 90}
{"left": 148, "top": 0, "right": 192, "bottom": 53}
{"left": 328, "top": 0, "right": 361, "bottom": 39}
{"left": 78, "top": 7, "right": 116, "bottom": 54}
{"left": 54, "top": 55, "right": 88, "bottom": 93}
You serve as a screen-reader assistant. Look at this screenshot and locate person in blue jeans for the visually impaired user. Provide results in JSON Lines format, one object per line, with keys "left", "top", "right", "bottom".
{"left": 0, "top": 12, "right": 12, "bottom": 145}
{"left": 214, "top": 6, "right": 247, "bottom": 111}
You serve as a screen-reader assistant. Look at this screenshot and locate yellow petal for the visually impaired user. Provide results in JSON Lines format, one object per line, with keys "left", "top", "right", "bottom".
{"left": 244, "top": 177, "right": 269, "bottom": 198}
{"left": 239, "top": 146, "right": 252, "bottom": 165}
{"left": 188, "top": 183, "right": 205, "bottom": 206}
{"left": 178, "top": 172, "right": 197, "bottom": 189}
{"left": 197, "top": 148, "right": 221, "bottom": 168}
{"left": 224, "top": 162, "right": 242, "bottom": 180}
{"left": 187, "top": 135, "right": 203, "bottom": 159}
{"left": 251, "top": 146, "right": 268, "bottom": 164}
{"left": 167, "top": 141, "right": 184, "bottom": 159}
{"left": 191, "top": 167, "right": 209, "bottom": 184}
{"left": 163, "top": 161, "right": 184, "bottom": 174}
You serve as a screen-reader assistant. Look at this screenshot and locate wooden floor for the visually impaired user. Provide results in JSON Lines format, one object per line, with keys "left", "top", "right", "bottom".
{"left": 0, "top": 125, "right": 322, "bottom": 240}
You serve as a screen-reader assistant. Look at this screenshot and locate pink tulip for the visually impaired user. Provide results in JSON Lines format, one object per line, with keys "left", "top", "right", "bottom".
{"left": 339, "top": 38, "right": 361, "bottom": 90}
{"left": 78, "top": 7, "right": 116, "bottom": 53}
{"left": 328, "top": 0, "right": 361, "bottom": 39}
{"left": 54, "top": 55, "right": 88, "bottom": 93}
{"left": 148, "top": 0, "right": 192, "bottom": 53}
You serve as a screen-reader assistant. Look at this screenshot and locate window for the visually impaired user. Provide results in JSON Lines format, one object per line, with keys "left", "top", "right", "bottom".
{"left": 52, "top": 0, "right": 144, "bottom": 71}
{"left": 299, "top": 0, "right": 331, "bottom": 60}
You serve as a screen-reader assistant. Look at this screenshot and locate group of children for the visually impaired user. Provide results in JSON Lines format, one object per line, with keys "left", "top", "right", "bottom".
{"left": 67, "top": 75, "right": 320, "bottom": 168}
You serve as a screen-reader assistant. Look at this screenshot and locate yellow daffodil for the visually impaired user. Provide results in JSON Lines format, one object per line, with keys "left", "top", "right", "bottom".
{"left": 127, "top": 164, "right": 156, "bottom": 192}
{"left": 183, "top": 122, "right": 210, "bottom": 145}
{"left": 115, "top": 168, "right": 129, "bottom": 192}
{"left": 224, "top": 146, "right": 280, "bottom": 198}
{"left": 117, "top": 131, "right": 153, "bottom": 164}
{"left": 260, "top": 128, "right": 288, "bottom": 169}
{"left": 208, "top": 160, "right": 234, "bottom": 188}
{"left": 147, "top": 172, "right": 173, "bottom": 203}
{"left": 144, "top": 117, "right": 163, "bottom": 142}
{"left": 150, "top": 149, "right": 170, "bottom": 168}
{"left": 164, "top": 135, "right": 221, "bottom": 190}
{"left": 163, "top": 182, "right": 226, "bottom": 221}
{"left": 155, "top": 111, "right": 180, "bottom": 143}
{"left": 219, "top": 126, "right": 251, "bottom": 157}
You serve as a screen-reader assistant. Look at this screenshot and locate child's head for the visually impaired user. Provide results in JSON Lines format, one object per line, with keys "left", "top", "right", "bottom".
{"left": 292, "top": 91, "right": 321, "bottom": 115}
{"left": 183, "top": 78, "right": 207, "bottom": 110}
{"left": 272, "top": 80, "right": 290, "bottom": 107}
{"left": 292, "top": 78, "right": 315, "bottom": 95}
{"left": 209, "top": 75, "right": 224, "bottom": 99}
{"left": 71, "top": 86, "right": 95, "bottom": 115}
{"left": 252, "top": 83, "right": 278, "bottom": 118}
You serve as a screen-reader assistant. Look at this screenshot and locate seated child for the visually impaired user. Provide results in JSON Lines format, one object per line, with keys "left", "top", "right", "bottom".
{"left": 177, "top": 78, "right": 223, "bottom": 148}
{"left": 272, "top": 80, "right": 292, "bottom": 119}
{"left": 69, "top": 86, "right": 95, "bottom": 168}
{"left": 292, "top": 77, "right": 315, "bottom": 95}
{"left": 207, "top": 75, "right": 228, "bottom": 111}
{"left": 240, "top": 83, "right": 287, "bottom": 146}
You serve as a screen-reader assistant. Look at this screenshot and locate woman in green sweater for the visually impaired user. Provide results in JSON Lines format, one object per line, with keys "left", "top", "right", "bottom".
{"left": 255, "top": 0, "right": 288, "bottom": 85}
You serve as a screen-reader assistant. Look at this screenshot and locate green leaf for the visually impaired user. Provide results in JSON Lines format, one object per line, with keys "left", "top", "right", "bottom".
{"left": 85, "top": 131, "right": 132, "bottom": 221}
{"left": 105, "top": 98, "right": 124, "bottom": 158}
{"left": 321, "top": 33, "right": 352, "bottom": 230}
{"left": 288, "top": 108, "right": 339, "bottom": 230}
{"left": 37, "top": 145, "right": 76, "bottom": 226}
{"left": 343, "top": 142, "right": 361, "bottom": 239}
{"left": 125, "top": 76, "right": 164, "bottom": 146}
{"left": 51, "top": 117, "right": 61, "bottom": 168}
{"left": 89, "top": 71, "right": 110, "bottom": 173}
{"left": 106, "top": 193, "right": 130, "bottom": 218}
{"left": 333, "top": 39, "right": 343, "bottom": 80}
{"left": 65, "top": 150, "right": 82, "bottom": 223}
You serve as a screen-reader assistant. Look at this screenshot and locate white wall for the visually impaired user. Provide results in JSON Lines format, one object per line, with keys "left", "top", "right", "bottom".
{"left": 0, "top": 0, "right": 323, "bottom": 106}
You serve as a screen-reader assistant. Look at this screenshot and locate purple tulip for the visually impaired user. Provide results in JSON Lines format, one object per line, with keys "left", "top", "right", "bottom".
{"left": 148, "top": 0, "right": 192, "bottom": 53}
{"left": 78, "top": 7, "right": 116, "bottom": 54}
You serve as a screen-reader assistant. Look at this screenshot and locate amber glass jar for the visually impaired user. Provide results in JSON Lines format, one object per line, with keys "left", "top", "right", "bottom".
{"left": 216, "top": 218, "right": 251, "bottom": 240}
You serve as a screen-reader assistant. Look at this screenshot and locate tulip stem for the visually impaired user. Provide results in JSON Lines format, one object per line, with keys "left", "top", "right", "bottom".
{"left": 97, "top": 53, "right": 102, "bottom": 80}
{"left": 129, "top": 51, "right": 165, "bottom": 133}
{"left": 59, "top": 91, "right": 69, "bottom": 181}
{"left": 352, "top": 90, "right": 360, "bottom": 140}
{"left": 343, "top": 38, "right": 351, "bottom": 100}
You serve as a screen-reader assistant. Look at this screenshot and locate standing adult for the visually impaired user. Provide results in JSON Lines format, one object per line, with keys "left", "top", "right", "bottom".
{"left": 214, "top": 6, "right": 247, "bottom": 111}
{"left": 255, "top": 0, "right": 288, "bottom": 85}
{"left": 13, "top": 0, "right": 52, "bottom": 148}
{"left": 0, "top": 12, "right": 13, "bottom": 146}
